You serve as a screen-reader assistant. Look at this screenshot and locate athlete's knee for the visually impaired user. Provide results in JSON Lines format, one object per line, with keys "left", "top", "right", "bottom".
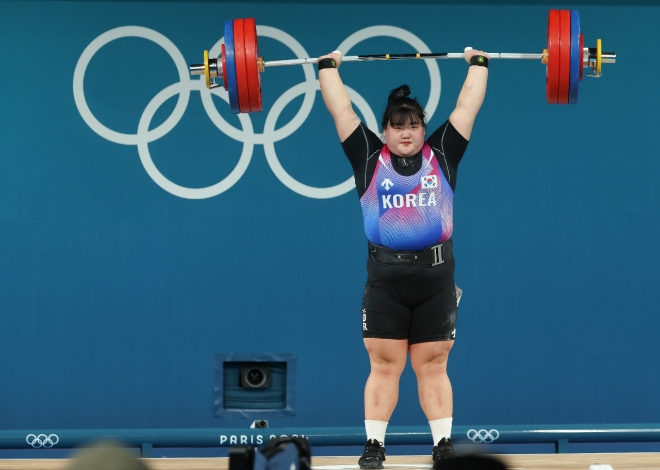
{"left": 369, "top": 352, "right": 406, "bottom": 377}
{"left": 366, "top": 347, "right": 407, "bottom": 376}
{"left": 409, "top": 340, "right": 453, "bottom": 374}
{"left": 412, "top": 358, "right": 449, "bottom": 378}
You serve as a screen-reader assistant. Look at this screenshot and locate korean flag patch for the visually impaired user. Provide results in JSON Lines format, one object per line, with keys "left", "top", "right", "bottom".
{"left": 421, "top": 175, "right": 437, "bottom": 189}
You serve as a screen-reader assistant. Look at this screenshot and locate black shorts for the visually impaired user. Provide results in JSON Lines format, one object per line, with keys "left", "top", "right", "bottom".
{"left": 361, "top": 253, "right": 458, "bottom": 344}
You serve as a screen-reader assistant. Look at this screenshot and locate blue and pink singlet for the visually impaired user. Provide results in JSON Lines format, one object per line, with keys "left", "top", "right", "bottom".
{"left": 359, "top": 143, "right": 453, "bottom": 251}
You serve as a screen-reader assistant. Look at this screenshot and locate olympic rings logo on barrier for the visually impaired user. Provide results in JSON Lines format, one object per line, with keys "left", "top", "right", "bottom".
{"left": 467, "top": 429, "right": 500, "bottom": 443}
{"left": 26, "top": 433, "right": 60, "bottom": 448}
{"left": 73, "top": 25, "right": 442, "bottom": 199}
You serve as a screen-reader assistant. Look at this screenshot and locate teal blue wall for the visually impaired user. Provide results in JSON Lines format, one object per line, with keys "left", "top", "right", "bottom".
{"left": 0, "top": 1, "right": 657, "bottom": 430}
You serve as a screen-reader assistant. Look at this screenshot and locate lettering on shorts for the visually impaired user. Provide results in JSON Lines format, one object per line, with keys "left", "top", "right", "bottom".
{"left": 362, "top": 308, "right": 367, "bottom": 331}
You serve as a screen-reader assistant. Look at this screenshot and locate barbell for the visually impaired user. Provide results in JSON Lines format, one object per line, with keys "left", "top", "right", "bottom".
{"left": 189, "top": 10, "right": 616, "bottom": 113}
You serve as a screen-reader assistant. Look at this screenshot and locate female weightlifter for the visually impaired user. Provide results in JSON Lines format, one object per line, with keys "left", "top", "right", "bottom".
{"left": 317, "top": 47, "right": 489, "bottom": 469}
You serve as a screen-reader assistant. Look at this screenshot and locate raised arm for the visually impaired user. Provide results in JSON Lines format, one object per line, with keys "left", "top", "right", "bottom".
{"left": 449, "top": 48, "right": 490, "bottom": 141}
{"left": 317, "top": 51, "right": 361, "bottom": 142}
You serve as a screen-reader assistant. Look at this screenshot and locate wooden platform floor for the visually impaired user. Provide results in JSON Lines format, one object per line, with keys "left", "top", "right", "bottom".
{"left": 1, "top": 453, "right": 659, "bottom": 470}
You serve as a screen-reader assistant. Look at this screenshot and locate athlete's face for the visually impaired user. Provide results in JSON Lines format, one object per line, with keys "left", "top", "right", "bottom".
{"left": 383, "top": 120, "right": 426, "bottom": 157}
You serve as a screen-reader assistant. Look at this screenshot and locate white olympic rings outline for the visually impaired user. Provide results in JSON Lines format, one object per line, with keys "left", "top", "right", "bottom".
{"left": 73, "top": 25, "right": 441, "bottom": 199}
{"left": 26, "top": 433, "right": 60, "bottom": 448}
{"left": 467, "top": 429, "right": 500, "bottom": 443}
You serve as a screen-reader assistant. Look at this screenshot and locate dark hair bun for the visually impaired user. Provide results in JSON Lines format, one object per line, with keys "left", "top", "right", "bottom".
{"left": 388, "top": 85, "right": 411, "bottom": 103}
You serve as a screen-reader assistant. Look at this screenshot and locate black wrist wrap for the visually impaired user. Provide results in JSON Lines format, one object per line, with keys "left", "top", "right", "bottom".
{"left": 317, "top": 58, "right": 337, "bottom": 70}
{"left": 469, "top": 55, "right": 489, "bottom": 68}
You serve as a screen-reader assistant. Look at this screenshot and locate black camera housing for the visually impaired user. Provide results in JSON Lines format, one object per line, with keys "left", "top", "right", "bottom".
{"left": 229, "top": 445, "right": 255, "bottom": 470}
{"left": 229, "top": 437, "right": 311, "bottom": 470}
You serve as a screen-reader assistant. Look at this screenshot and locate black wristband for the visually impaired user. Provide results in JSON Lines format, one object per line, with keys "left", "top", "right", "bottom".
{"left": 469, "top": 55, "right": 489, "bottom": 68}
{"left": 317, "top": 58, "right": 337, "bottom": 70}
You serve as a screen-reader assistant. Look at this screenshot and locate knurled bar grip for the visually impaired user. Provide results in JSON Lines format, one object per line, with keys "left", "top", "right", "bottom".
{"left": 263, "top": 52, "right": 544, "bottom": 67}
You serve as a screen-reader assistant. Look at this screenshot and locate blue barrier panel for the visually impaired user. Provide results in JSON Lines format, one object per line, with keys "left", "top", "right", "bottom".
{"left": 3, "top": 424, "right": 660, "bottom": 455}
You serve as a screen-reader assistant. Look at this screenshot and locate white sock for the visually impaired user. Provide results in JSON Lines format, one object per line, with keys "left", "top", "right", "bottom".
{"left": 365, "top": 420, "right": 388, "bottom": 445}
{"left": 429, "top": 417, "right": 453, "bottom": 445}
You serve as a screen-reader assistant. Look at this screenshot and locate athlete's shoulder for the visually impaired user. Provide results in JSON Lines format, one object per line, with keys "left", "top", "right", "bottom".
{"left": 342, "top": 123, "right": 383, "bottom": 156}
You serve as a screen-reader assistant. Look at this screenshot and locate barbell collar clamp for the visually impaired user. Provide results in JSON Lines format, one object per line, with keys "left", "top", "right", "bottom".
{"left": 588, "top": 49, "right": 615, "bottom": 64}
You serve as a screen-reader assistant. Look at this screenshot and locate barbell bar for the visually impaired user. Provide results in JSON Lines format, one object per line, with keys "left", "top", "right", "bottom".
{"left": 189, "top": 10, "right": 616, "bottom": 113}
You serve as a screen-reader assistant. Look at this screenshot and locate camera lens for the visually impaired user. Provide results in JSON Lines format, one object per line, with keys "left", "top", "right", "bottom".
{"left": 247, "top": 368, "right": 264, "bottom": 386}
{"left": 241, "top": 364, "right": 271, "bottom": 388}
